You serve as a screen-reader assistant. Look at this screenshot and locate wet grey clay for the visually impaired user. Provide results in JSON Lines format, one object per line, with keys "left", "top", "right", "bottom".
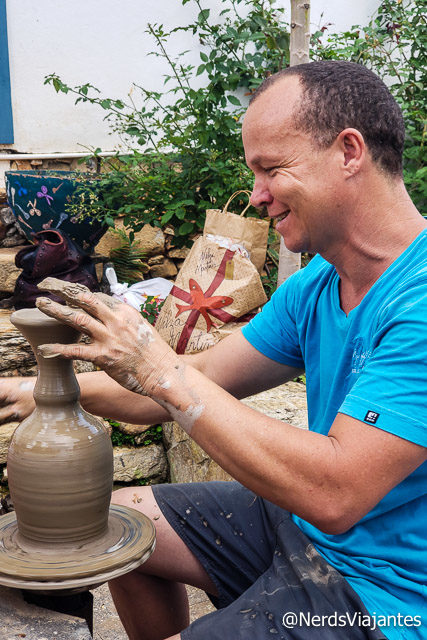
{"left": 7, "top": 308, "right": 113, "bottom": 550}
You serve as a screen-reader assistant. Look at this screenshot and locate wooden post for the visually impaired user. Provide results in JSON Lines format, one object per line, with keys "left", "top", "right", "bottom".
{"left": 277, "top": 1, "right": 310, "bottom": 286}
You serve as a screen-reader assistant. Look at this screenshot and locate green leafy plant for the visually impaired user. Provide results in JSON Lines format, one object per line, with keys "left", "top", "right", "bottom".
{"left": 108, "top": 419, "right": 163, "bottom": 447}
{"left": 44, "top": 0, "right": 291, "bottom": 245}
{"left": 44, "top": 0, "right": 424, "bottom": 289}
{"left": 108, "top": 228, "right": 148, "bottom": 285}
{"left": 311, "top": 0, "right": 426, "bottom": 211}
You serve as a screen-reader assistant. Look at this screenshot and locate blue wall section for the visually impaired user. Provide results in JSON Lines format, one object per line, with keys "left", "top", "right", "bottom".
{"left": 0, "top": 0, "right": 13, "bottom": 143}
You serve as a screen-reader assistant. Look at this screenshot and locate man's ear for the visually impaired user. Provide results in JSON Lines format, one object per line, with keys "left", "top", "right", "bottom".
{"left": 336, "top": 128, "right": 366, "bottom": 178}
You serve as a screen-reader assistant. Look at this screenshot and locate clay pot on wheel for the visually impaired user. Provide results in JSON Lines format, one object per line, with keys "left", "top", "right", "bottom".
{"left": 7, "top": 309, "right": 113, "bottom": 548}
{"left": 0, "top": 308, "right": 155, "bottom": 593}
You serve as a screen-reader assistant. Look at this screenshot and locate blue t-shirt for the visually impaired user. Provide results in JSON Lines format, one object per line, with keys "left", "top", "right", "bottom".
{"left": 242, "top": 229, "right": 427, "bottom": 640}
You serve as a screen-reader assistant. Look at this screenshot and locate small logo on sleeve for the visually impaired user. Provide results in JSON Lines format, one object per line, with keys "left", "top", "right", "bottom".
{"left": 364, "top": 411, "right": 380, "bottom": 424}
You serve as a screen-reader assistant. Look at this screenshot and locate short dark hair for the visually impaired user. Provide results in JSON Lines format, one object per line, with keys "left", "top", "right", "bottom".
{"left": 250, "top": 61, "right": 405, "bottom": 175}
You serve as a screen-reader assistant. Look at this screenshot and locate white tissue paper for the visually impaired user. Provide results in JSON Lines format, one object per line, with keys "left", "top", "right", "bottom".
{"left": 105, "top": 267, "right": 173, "bottom": 310}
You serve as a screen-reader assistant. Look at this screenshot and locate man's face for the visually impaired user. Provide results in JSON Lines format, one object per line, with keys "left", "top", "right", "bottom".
{"left": 242, "top": 77, "right": 345, "bottom": 255}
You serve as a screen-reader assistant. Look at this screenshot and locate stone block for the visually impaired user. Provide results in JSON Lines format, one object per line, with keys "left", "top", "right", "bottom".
{"left": 241, "top": 380, "right": 308, "bottom": 429}
{"left": 168, "top": 247, "right": 190, "bottom": 260}
{"left": 0, "top": 585, "right": 92, "bottom": 640}
{"left": 96, "top": 220, "right": 165, "bottom": 258}
{"left": 113, "top": 444, "right": 167, "bottom": 483}
{"left": 162, "top": 422, "right": 233, "bottom": 483}
{"left": 0, "top": 207, "right": 15, "bottom": 227}
{"left": 0, "top": 309, "right": 95, "bottom": 377}
{"left": 0, "top": 247, "right": 23, "bottom": 292}
{"left": 0, "top": 310, "right": 36, "bottom": 375}
{"left": 149, "top": 258, "right": 177, "bottom": 279}
{"left": 147, "top": 254, "right": 164, "bottom": 266}
{"left": 11, "top": 160, "right": 32, "bottom": 171}
{"left": 117, "top": 422, "right": 153, "bottom": 435}
{"left": 0, "top": 421, "right": 18, "bottom": 464}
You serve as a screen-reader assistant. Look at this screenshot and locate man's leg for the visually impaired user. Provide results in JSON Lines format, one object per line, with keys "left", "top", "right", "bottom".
{"left": 109, "top": 486, "right": 219, "bottom": 640}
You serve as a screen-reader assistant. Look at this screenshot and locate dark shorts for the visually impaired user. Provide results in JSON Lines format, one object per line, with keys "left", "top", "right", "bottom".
{"left": 152, "top": 481, "right": 388, "bottom": 640}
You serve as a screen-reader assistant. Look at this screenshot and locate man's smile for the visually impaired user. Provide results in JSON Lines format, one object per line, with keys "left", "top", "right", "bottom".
{"left": 274, "top": 210, "right": 290, "bottom": 222}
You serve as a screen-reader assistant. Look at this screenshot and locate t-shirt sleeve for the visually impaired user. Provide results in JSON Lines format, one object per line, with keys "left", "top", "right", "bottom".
{"left": 339, "top": 285, "right": 427, "bottom": 447}
{"left": 242, "top": 271, "right": 305, "bottom": 368}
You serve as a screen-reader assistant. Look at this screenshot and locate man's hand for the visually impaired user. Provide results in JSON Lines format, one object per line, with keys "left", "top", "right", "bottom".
{"left": 0, "top": 377, "right": 35, "bottom": 424}
{"left": 36, "top": 278, "right": 179, "bottom": 397}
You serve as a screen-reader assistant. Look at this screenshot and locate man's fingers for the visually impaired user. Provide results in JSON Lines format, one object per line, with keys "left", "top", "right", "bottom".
{"left": 37, "top": 278, "right": 118, "bottom": 321}
{"left": 36, "top": 297, "right": 101, "bottom": 337}
{"left": 38, "top": 278, "right": 90, "bottom": 305}
{"left": 38, "top": 342, "right": 99, "bottom": 363}
{"left": 0, "top": 406, "right": 19, "bottom": 425}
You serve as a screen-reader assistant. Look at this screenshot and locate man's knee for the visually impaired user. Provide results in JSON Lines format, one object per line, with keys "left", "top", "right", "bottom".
{"left": 111, "top": 485, "right": 217, "bottom": 593}
{"left": 112, "top": 485, "right": 162, "bottom": 521}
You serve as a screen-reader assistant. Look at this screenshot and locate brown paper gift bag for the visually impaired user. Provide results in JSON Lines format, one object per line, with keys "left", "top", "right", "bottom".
{"left": 156, "top": 236, "right": 267, "bottom": 354}
{"left": 205, "top": 190, "right": 270, "bottom": 273}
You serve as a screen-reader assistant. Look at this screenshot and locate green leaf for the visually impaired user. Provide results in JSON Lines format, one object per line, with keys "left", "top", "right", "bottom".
{"left": 198, "top": 9, "right": 210, "bottom": 23}
{"left": 200, "top": 52, "right": 209, "bottom": 62}
{"left": 178, "top": 221, "right": 194, "bottom": 235}
{"left": 161, "top": 210, "right": 175, "bottom": 224}
{"left": 227, "top": 95, "right": 241, "bottom": 106}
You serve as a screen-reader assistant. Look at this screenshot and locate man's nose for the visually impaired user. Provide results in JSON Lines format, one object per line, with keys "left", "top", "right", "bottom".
{"left": 250, "top": 179, "right": 273, "bottom": 210}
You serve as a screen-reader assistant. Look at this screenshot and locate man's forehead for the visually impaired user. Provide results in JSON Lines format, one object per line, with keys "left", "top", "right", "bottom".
{"left": 243, "top": 75, "right": 302, "bottom": 132}
{"left": 242, "top": 76, "right": 303, "bottom": 163}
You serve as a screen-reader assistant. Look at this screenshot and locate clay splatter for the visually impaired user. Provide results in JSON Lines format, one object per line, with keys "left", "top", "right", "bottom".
{"left": 155, "top": 397, "right": 204, "bottom": 435}
{"left": 137, "top": 322, "right": 154, "bottom": 346}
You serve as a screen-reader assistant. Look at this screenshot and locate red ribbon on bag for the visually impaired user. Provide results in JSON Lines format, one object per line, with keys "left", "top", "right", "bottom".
{"left": 170, "top": 249, "right": 236, "bottom": 353}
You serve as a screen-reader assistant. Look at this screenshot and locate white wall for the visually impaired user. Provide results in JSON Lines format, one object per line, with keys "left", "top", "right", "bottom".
{"left": 2, "top": 0, "right": 380, "bottom": 155}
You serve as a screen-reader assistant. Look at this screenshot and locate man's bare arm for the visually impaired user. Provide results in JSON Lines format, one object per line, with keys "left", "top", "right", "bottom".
{"left": 79, "top": 332, "right": 301, "bottom": 423}
{"left": 0, "top": 331, "right": 301, "bottom": 425}
{"left": 150, "top": 361, "right": 426, "bottom": 534}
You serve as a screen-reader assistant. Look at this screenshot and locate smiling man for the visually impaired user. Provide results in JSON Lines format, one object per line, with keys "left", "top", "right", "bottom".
{"left": 1, "top": 61, "right": 426, "bottom": 640}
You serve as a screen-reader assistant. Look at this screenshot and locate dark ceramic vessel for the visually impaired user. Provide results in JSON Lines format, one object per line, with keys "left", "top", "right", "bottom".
{"left": 5, "top": 170, "right": 107, "bottom": 250}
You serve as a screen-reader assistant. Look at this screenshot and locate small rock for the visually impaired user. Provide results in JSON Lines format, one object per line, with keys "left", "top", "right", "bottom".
{"left": 116, "top": 422, "right": 153, "bottom": 435}
{"left": 11, "top": 160, "right": 33, "bottom": 171}
{"left": 168, "top": 247, "right": 190, "bottom": 260}
{"left": 0, "top": 206, "right": 16, "bottom": 227}
{"left": 0, "top": 422, "right": 18, "bottom": 464}
{"left": 149, "top": 258, "right": 177, "bottom": 279}
{"left": 96, "top": 220, "right": 165, "bottom": 258}
{"left": 147, "top": 255, "right": 164, "bottom": 266}
{"left": 1, "top": 234, "right": 27, "bottom": 247}
{"left": 163, "top": 422, "right": 233, "bottom": 483}
{"left": 0, "top": 247, "right": 25, "bottom": 292}
{"left": 113, "top": 444, "right": 167, "bottom": 483}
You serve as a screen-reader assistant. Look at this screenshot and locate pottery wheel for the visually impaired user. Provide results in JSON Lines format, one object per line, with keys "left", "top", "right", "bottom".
{"left": 0, "top": 504, "right": 156, "bottom": 591}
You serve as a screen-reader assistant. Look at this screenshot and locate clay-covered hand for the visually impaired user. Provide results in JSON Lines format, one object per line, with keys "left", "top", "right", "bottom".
{"left": 35, "top": 278, "right": 179, "bottom": 397}
{"left": 0, "top": 377, "right": 35, "bottom": 424}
